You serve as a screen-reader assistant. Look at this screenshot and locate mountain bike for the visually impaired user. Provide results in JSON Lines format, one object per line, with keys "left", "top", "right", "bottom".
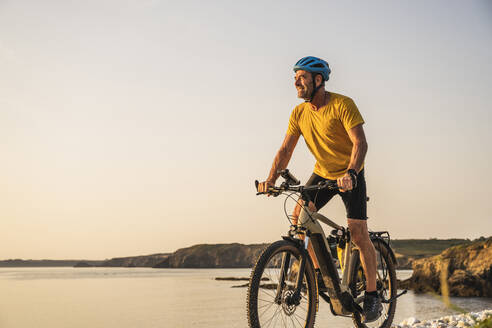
{"left": 247, "top": 169, "right": 407, "bottom": 328}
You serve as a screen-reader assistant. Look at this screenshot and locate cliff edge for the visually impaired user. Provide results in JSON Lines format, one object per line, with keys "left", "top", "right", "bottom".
{"left": 153, "top": 243, "right": 268, "bottom": 268}
{"left": 400, "top": 237, "right": 492, "bottom": 297}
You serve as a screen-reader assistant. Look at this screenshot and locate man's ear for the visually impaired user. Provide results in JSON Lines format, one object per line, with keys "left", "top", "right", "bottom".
{"left": 315, "top": 74, "right": 323, "bottom": 88}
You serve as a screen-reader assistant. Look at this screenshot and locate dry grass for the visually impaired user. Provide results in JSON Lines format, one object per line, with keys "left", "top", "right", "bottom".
{"left": 437, "top": 256, "right": 467, "bottom": 313}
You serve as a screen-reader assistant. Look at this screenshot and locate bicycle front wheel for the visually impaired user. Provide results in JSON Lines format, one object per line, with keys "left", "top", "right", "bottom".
{"left": 350, "top": 239, "right": 397, "bottom": 328}
{"left": 247, "top": 240, "right": 317, "bottom": 328}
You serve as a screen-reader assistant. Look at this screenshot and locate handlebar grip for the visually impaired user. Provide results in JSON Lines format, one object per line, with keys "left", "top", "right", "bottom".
{"left": 255, "top": 180, "right": 270, "bottom": 195}
{"left": 328, "top": 181, "right": 339, "bottom": 189}
{"left": 318, "top": 180, "right": 339, "bottom": 190}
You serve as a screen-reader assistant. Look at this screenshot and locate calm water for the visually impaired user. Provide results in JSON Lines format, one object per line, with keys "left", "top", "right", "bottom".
{"left": 0, "top": 268, "right": 490, "bottom": 328}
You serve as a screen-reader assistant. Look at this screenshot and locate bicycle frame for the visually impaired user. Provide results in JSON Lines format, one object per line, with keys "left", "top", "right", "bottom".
{"left": 295, "top": 205, "right": 361, "bottom": 315}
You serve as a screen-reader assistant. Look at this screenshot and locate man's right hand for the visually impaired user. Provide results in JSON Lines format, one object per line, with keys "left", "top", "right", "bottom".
{"left": 257, "top": 180, "right": 275, "bottom": 195}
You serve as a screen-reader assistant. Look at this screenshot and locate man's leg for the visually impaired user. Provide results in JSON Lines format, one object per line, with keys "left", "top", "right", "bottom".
{"left": 342, "top": 170, "right": 381, "bottom": 322}
{"left": 349, "top": 218, "right": 382, "bottom": 322}
{"left": 292, "top": 201, "right": 319, "bottom": 268}
{"left": 347, "top": 218, "right": 377, "bottom": 291}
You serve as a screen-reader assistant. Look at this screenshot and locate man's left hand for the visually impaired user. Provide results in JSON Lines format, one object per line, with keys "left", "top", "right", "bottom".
{"left": 337, "top": 172, "right": 354, "bottom": 192}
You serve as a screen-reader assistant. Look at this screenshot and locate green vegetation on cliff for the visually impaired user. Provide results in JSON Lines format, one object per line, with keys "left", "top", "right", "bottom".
{"left": 391, "top": 238, "right": 471, "bottom": 256}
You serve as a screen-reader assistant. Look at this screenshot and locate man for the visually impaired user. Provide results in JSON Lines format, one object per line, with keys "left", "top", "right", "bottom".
{"left": 257, "top": 56, "right": 381, "bottom": 322}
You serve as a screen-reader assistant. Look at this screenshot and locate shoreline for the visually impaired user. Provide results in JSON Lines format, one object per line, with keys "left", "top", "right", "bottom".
{"left": 396, "top": 309, "right": 492, "bottom": 328}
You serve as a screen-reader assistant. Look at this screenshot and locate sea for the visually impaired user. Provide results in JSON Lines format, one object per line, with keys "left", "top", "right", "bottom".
{"left": 0, "top": 268, "right": 490, "bottom": 328}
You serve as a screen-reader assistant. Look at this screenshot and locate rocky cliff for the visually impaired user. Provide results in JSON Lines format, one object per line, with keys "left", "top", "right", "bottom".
{"left": 2, "top": 239, "right": 470, "bottom": 269}
{"left": 100, "top": 253, "right": 170, "bottom": 267}
{"left": 399, "top": 237, "right": 492, "bottom": 297}
{"left": 394, "top": 253, "right": 426, "bottom": 270}
{"left": 153, "top": 243, "right": 268, "bottom": 268}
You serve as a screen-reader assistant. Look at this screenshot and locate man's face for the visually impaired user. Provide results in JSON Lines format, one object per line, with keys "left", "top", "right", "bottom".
{"left": 294, "top": 70, "right": 314, "bottom": 100}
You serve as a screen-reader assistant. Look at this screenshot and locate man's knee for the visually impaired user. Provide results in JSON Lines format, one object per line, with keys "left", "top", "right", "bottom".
{"left": 347, "top": 219, "right": 369, "bottom": 246}
{"left": 308, "top": 201, "right": 317, "bottom": 212}
{"left": 292, "top": 201, "right": 317, "bottom": 226}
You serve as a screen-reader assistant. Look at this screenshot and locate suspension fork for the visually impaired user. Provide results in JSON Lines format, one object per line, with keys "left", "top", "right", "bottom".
{"left": 274, "top": 237, "right": 309, "bottom": 305}
{"left": 292, "top": 238, "right": 309, "bottom": 304}
{"left": 274, "top": 252, "right": 291, "bottom": 304}
{"left": 275, "top": 197, "right": 312, "bottom": 305}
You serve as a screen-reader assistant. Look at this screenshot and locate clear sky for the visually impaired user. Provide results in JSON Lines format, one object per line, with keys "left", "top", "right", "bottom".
{"left": 1, "top": 0, "right": 491, "bottom": 260}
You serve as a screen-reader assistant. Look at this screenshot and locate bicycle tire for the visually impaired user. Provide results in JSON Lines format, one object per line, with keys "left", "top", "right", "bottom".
{"left": 247, "top": 240, "right": 317, "bottom": 328}
{"left": 350, "top": 239, "right": 397, "bottom": 328}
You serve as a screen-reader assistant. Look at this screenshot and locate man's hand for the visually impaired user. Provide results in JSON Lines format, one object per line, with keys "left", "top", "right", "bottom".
{"left": 257, "top": 180, "right": 275, "bottom": 194}
{"left": 337, "top": 172, "right": 354, "bottom": 192}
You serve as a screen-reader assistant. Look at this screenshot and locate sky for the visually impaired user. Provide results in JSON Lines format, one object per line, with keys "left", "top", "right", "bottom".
{"left": 1, "top": 0, "right": 491, "bottom": 260}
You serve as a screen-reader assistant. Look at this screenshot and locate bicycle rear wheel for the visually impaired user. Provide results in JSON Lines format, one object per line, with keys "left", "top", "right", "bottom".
{"left": 350, "top": 239, "right": 397, "bottom": 328}
{"left": 247, "top": 240, "right": 317, "bottom": 328}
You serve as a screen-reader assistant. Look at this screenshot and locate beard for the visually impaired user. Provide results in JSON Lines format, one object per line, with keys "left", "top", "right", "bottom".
{"left": 297, "top": 88, "right": 312, "bottom": 100}
{"left": 297, "top": 85, "right": 312, "bottom": 100}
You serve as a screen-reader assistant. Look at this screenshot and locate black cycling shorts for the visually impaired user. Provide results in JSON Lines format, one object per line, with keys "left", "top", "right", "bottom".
{"left": 304, "top": 169, "right": 367, "bottom": 220}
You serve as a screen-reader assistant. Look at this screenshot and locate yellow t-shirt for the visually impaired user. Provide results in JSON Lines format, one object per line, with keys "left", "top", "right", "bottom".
{"left": 286, "top": 92, "right": 364, "bottom": 180}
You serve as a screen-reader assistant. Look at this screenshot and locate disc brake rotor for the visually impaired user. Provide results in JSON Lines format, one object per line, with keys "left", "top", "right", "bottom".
{"left": 281, "top": 289, "right": 297, "bottom": 316}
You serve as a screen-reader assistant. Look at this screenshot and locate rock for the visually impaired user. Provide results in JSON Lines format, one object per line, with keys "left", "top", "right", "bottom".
{"left": 153, "top": 243, "right": 268, "bottom": 268}
{"left": 479, "top": 313, "right": 488, "bottom": 321}
{"left": 406, "top": 317, "right": 421, "bottom": 325}
{"left": 399, "top": 237, "right": 492, "bottom": 297}
{"left": 100, "top": 253, "right": 171, "bottom": 267}
{"left": 215, "top": 277, "right": 250, "bottom": 281}
{"left": 231, "top": 283, "right": 249, "bottom": 288}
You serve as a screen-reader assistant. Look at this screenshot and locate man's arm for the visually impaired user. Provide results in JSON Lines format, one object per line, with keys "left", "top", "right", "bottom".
{"left": 347, "top": 124, "right": 368, "bottom": 173}
{"left": 338, "top": 124, "right": 368, "bottom": 191}
{"left": 257, "top": 134, "right": 299, "bottom": 193}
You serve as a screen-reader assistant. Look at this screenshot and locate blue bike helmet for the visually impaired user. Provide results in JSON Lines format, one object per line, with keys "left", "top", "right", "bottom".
{"left": 293, "top": 56, "right": 331, "bottom": 81}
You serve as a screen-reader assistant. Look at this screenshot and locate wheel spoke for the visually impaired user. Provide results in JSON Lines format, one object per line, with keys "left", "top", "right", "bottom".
{"left": 293, "top": 312, "right": 306, "bottom": 326}
{"left": 291, "top": 313, "right": 301, "bottom": 327}
{"left": 279, "top": 308, "right": 287, "bottom": 327}
{"left": 259, "top": 288, "right": 277, "bottom": 298}
{"left": 295, "top": 305, "right": 307, "bottom": 313}
{"left": 258, "top": 301, "right": 276, "bottom": 309}
{"left": 263, "top": 304, "right": 281, "bottom": 328}
{"left": 258, "top": 300, "right": 276, "bottom": 318}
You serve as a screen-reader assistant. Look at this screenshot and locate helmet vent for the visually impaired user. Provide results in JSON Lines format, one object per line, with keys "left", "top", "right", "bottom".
{"left": 293, "top": 56, "right": 331, "bottom": 81}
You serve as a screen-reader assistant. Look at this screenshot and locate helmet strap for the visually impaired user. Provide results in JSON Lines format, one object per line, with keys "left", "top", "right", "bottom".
{"left": 307, "top": 73, "right": 323, "bottom": 102}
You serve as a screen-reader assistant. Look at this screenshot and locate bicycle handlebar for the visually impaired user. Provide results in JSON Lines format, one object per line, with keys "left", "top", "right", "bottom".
{"left": 254, "top": 177, "right": 339, "bottom": 197}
